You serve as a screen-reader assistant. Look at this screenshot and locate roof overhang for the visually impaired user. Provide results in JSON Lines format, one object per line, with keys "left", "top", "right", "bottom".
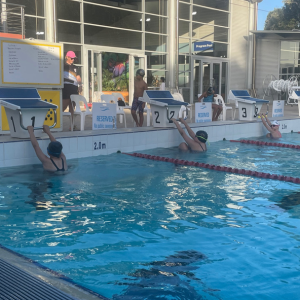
{"left": 250, "top": 30, "right": 300, "bottom": 40}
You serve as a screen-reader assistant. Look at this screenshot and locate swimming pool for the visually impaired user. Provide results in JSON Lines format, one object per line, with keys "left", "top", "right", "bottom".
{"left": 0, "top": 133, "right": 300, "bottom": 299}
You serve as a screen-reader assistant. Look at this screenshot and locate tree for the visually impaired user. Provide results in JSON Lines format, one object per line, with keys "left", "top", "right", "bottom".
{"left": 264, "top": 0, "right": 300, "bottom": 30}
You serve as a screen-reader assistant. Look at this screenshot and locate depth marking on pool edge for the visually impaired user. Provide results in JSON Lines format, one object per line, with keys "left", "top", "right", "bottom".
{"left": 123, "top": 152, "right": 300, "bottom": 184}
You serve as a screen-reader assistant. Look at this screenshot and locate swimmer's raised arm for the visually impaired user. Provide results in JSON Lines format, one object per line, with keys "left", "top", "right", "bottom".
{"left": 179, "top": 118, "right": 196, "bottom": 139}
{"left": 43, "top": 125, "right": 56, "bottom": 142}
{"left": 27, "top": 126, "right": 48, "bottom": 163}
{"left": 259, "top": 113, "right": 272, "bottom": 133}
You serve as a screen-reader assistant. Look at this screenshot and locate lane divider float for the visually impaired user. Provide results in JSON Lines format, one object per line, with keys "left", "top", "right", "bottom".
{"left": 230, "top": 139, "right": 300, "bottom": 149}
{"left": 123, "top": 152, "right": 300, "bottom": 184}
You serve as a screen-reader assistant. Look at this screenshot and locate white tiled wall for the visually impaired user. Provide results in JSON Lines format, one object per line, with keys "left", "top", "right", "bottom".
{"left": 1, "top": 118, "right": 300, "bottom": 168}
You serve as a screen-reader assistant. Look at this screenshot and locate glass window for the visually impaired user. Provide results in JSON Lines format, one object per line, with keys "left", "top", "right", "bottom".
{"left": 179, "top": 21, "right": 189, "bottom": 37}
{"left": 145, "top": 15, "right": 167, "bottom": 34}
{"left": 179, "top": 3, "right": 190, "bottom": 20}
{"left": 57, "top": 0, "right": 80, "bottom": 22}
{"left": 179, "top": 0, "right": 190, "bottom": 3}
{"left": 179, "top": 72, "right": 190, "bottom": 87}
{"left": 179, "top": 38, "right": 189, "bottom": 54}
{"left": 192, "top": 23, "right": 228, "bottom": 43}
{"left": 192, "top": 6, "right": 229, "bottom": 27}
{"left": 83, "top": 0, "right": 141, "bottom": 11}
{"left": 193, "top": 0, "right": 229, "bottom": 11}
{"left": 25, "top": 16, "right": 45, "bottom": 39}
{"left": 7, "top": 0, "right": 44, "bottom": 16}
{"left": 192, "top": 40, "right": 227, "bottom": 58}
{"left": 179, "top": 55, "right": 190, "bottom": 72}
{"left": 146, "top": 53, "right": 167, "bottom": 70}
{"left": 84, "top": 25, "right": 142, "bottom": 49}
{"left": 146, "top": 0, "right": 168, "bottom": 16}
{"left": 147, "top": 70, "right": 166, "bottom": 88}
{"left": 57, "top": 21, "right": 81, "bottom": 43}
{"left": 145, "top": 33, "right": 167, "bottom": 52}
{"left": 281, "top": 41, "right": 300, "bottom": 52}
{"left": 84, "top": 3, "right": 141, "bottom": 31}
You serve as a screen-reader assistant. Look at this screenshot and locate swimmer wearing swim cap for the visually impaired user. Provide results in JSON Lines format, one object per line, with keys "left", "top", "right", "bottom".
{"left": 259, "top": 113, "right": 282, "bottom": 139}
{"left": 131, "top": 68, "right": 148, "bottom": 127}
{"left": 27, "top": 125, "right": 68, "bottom": 172}
{"left": 171, "top": 118, "right": 208, "bottom": 152}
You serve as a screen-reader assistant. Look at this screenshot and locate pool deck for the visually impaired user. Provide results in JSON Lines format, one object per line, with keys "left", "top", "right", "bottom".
{"left": 0, "top": 103, "right": 300, "bottom": 168}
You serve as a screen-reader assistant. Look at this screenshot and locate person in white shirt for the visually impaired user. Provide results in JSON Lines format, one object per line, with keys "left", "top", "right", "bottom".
{"left": 159, "top": 77, "right": 165, "bottom": 91}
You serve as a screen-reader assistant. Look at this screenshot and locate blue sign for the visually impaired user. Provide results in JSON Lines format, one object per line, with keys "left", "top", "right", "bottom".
{"left": 194, "top": 41, "right": 214, "bottom": 52}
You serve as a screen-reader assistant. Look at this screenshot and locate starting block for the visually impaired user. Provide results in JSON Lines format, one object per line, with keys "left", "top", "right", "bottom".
{"left": 228, "top": 90, "right": 269, "bottom": 121}
{"left": 139, "top": 90, "right": 188, "bottom": 127}
{"left": 0, "top": 88, "right": 57, "bottom": 138}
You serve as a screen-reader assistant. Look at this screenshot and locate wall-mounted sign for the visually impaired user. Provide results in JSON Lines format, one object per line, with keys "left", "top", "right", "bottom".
{"left": 193, "top": 41, "right": 214, "bottom": 52}
{"left": 272, "top": 100, "right": 284, "bottom": 118}
{"left": 195, "top": 102, "right": 212, "bottom": 122}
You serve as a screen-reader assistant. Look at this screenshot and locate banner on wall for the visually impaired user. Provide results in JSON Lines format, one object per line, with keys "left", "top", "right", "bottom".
{"left": 195, "top": 102, "right": 212, "bottom": 123}
{"left": 272, "top": 100, "right": 284, "bottom": 118}
{"left": 92, "top": 103, "right": 116, "bottom": 130}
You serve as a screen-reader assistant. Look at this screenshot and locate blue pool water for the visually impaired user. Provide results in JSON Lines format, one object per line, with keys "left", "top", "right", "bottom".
{"left": 0, "top": 134, "right": 300, "bottom": 299}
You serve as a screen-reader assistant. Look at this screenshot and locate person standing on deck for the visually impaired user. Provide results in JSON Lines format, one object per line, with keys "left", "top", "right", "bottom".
{"left": 131, "top": 69, "right": 148, "bottom": 127}
{"left": 27, "top": 125, "right": 68, "bottom": 172}
{"left": 62, "top": 51, "right": 82, "bottom": 130}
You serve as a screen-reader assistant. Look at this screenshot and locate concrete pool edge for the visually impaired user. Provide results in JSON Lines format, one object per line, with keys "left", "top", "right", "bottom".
{"left": 0, "top": 243, "right": 109, "bottom": 300}
{"left": 0, "top": 117, "right": 300, "bottom": 168}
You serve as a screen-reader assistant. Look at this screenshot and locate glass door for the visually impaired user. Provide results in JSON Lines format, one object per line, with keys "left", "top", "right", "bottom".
{"left": 88, "top": 50, "right": 102, "bottom": 103}
{"left": 191, "top": 57, "right": 224, "bottom": 103}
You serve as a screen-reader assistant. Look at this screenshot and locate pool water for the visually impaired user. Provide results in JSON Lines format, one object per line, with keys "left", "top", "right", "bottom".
{"left": 0, "top": 134, "right": 300, "bottom": 299}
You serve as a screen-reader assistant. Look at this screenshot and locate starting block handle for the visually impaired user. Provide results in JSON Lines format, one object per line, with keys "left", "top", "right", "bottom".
{"left": 254, "top": 103, "right": 269, "bottom": 118}
{"left": 19, "top": 109, "right": 57, "bottom": 130}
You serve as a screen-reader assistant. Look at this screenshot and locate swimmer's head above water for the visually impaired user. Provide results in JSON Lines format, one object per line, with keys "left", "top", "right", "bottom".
{"left": 47, "top": 141, "right": 63, "bottom": 158}
{"left": 196, "top": 130, "right": 208, "bottom": 143}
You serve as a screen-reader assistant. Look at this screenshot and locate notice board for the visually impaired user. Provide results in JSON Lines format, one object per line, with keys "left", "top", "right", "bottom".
{"left": 0, "top": 38, "right": 63, "bottom": 88}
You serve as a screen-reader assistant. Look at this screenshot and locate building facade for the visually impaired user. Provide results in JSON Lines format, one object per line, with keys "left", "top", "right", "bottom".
{"left": 4, "top": 0, "right": 256, "bottom": 104}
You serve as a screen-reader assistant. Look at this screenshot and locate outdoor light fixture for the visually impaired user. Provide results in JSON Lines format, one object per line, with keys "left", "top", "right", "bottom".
{"left": 36, "top": 31, "right": 44, "bottom": 35}
{"left": 192, "top": 11, "right": 197, "bottom": 15}
{"left": 146, "top": 18, "right": 151, "bottom": 22}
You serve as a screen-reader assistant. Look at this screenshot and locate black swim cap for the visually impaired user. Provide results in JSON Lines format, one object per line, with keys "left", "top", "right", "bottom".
{"left": 196, "top": 131, "right": 208, "bottom": 143}
{"left": 136, "top": 69, "right": 145, "bottom": 77}
{"left": 207, "top": 87, "right": 213, "bottom": 95}
{"left": 47, "top": 141, "right": 62, "bottom": 158}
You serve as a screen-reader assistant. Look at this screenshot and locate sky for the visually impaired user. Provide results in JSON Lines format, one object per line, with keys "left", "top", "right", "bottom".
{"left": 257, "top": 0, "right": 284, "bottom": 30}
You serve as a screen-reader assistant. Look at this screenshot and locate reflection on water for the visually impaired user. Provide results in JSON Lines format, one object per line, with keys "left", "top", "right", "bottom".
{"left": 113, "top": 250, "right": 208, "bottom": 300}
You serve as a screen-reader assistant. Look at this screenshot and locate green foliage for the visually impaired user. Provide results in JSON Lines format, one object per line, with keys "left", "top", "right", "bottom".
{"left": 265, "top": 0, "right": 300, "bottom": 30}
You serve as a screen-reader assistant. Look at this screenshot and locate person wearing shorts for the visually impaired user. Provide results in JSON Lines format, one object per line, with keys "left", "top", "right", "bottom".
{"left": 63, "top": 51, "right": 82, "bottom": 130}
{"left": 131, "top": 69, "right": 148, "bottom": 127}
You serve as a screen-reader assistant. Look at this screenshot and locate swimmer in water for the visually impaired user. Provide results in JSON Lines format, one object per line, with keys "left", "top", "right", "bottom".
{"left": 171, "top": 118, "right": 207, "bottom": 152}
{"left": 27, "top": 125, "right": 68, "bottom": 172}
{"left": 259, "top": 113, "right": 282, "bottom": 139}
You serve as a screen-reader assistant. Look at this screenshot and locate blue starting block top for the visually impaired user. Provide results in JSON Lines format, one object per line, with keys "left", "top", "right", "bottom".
{"left": 0, "top": 88, "right": 41, "bottom": 99}
{"left": 140, "top": 90, "right": 188, "bottom": 106}
{"left": 0, "top": 99, "right": 57, "bottom": 110}
{"left": 294, "top": 91, "right": 300, "bottom": 97}
{"left": 229, "top": 90, "right": 268, "bottom": 103}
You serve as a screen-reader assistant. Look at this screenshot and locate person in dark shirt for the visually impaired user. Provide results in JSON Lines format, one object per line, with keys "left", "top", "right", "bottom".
{"left": 63, "top": 51, "right": 82, "bottom": 130}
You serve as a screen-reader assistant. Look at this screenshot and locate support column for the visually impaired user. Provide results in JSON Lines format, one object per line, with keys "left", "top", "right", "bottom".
{"left": 168, "top": 0, "right": 177, "bottom": 91}
{"left": 45, "top": 0, "right": 56, "bottom": 42}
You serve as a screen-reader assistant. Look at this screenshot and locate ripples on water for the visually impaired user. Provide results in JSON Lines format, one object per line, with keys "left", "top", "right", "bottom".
{"left": 0, "top": 135, "right": 300, "bottom": 299}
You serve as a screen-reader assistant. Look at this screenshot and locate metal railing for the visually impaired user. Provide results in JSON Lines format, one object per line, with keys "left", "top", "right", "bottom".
{"left": 0, "top": 2, "right": 24, "bottom": 37}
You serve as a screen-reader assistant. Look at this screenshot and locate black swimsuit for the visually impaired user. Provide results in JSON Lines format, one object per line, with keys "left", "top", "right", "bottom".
{"left": 50, "top": 158, "right": 65, "bottom": 171}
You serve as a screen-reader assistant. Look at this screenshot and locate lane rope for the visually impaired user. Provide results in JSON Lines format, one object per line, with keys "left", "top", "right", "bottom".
{"left": 230, "top": 139, "right": 300, "bottom": 149}
{"left": 123, "top": 152, "right": 300, "bottom": 184}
